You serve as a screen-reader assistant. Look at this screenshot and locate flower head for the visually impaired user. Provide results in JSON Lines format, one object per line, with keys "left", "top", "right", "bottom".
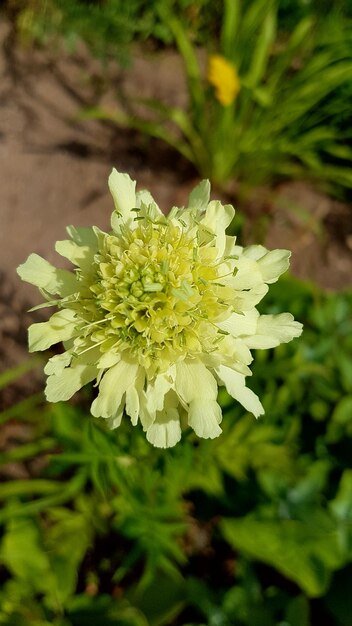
{"left": 17, "top": 170, "right": 302, "bottom": 447}
{"left": 207, "top": 54, "right": 240, "bottom": 106}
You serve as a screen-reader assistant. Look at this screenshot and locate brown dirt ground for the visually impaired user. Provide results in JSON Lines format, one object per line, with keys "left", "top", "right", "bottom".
{"left": 1, "top": 18, "right": 352, "bottom": 386}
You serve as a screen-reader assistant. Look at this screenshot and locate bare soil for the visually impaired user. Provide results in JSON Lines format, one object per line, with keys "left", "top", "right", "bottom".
{"left": 1, "top": 18, "right": 352, "bottom": 384}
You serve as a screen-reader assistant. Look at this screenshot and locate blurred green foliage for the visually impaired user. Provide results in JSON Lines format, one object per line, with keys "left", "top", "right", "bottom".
{"left": 3, "top": 0, "right": 352, "bottom": 196}
{"left": 1, "top": 274, "right": 352, "bottom": 625}
{"left": 5, "top": 0, "right": 352, "bottom": 55}
{"left": 93, "top": 0, "right": 352, "bottom": 195}
{"left": 4, "top": 0, "right": 222, "bottom": 62}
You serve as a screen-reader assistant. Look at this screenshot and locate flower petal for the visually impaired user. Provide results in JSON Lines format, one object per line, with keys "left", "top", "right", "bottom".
{"left": 244, "top": 313, "right": 303, "bottom": 349}
{"left": 97, "top": 352, "right": 121, "bottom": 369}
{"left": 145, "top": 370, "right": 175, "bottom": 413}
{"left": 200, "top": 200, "right": 235, "bottom": 256}
{"left": 217, "top": 309, "right": 259, "bottom": 337}
{"left": 137, "top": 199, "right": 164, "bottom": 223}
{"left": 45, "top": 362, "right": 97, "bottom": 402}
{"left": 259, "top": 250, "right": 291, "bottom": 283}
{"left": 241, "top": 244, "right": 267, "bottom": 260}
{"left": 126, "top": 387, "right": 139, "bottom": 426}
{"left": 187, "top": 179, "right": 210, "bottom": 211}
{"left": 175, "top": 361, "right": 218, "bottom": 403}
{"left": 138, "top": 370, "right": 175, "bottom": 430}
{"left": 217, "top": 365, "right": 264, "bottom": 418}
{"left": 28, "top": 309, "right": 77, "bottom": 352}
{"left": 91, "top": 359, "right": 139, "bottom": 419}
{"left": 106, "top": 402, "right": 124, "bottom": 430}
{"left": 231, "top": 257, "right": 262, "bottom": 290}
{"left": 243, "top": 246, "right": 291, "bottom": 284}
{"left": 66, "top": 225, "right": 98, "bottom": 247}
{"left": 125, "top": 368, "right": 145, "bottom": 426}
{"left": 147, "top": 407, "right": 181, "bottom": 448}
{"left": 215, "top": 336, "right": 253, "bottom": 376}
{"left": 109, "top": 169, "right": 136, "bottom": 231}
{"left": 44, "top": 352, "right": 72, "bottom": 376}
{"left": 17, "top": 254, "right": 78, "bottom": 296}
{"left": 188, "top": 399, "right": 222, "bottom": 439}
{"left": 234, "top": 283, "right": 269, "bottom": 311}
{"left": 136, "top": 189, "right": 159, "bottom": 211}
{"left": 55, "top": 239, "right": 95, "bottom": 270}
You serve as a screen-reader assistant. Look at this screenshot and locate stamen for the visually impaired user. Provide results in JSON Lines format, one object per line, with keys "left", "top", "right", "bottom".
{"left": 75, "top": 338, "right": 108, "bottom": 356}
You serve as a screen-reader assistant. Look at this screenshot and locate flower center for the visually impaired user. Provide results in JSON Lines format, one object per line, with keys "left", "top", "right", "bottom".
{"left": 77, "top": 220, "right": 233, "bottom": 371}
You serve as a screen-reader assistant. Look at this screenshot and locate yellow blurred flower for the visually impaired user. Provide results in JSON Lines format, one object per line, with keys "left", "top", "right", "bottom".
{"left": 207, "top": 54, "right": 240, "bottom": 106}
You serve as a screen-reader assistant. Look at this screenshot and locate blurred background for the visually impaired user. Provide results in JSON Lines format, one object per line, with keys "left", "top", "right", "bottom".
{"left": 0, "top": 1, "right": 352, "bottom": 625}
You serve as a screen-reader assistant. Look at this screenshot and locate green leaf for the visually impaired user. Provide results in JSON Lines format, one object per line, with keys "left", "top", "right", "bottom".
{"left": 221, "top": 0, "right": 240, "bottom": 58}
{"left": 0, "top": 438, "right": 56, "bottom": 465}
{"left": 245, "top": 1, "right": 277, "bottom": 88}
{"left": 45, "top": 508, "right": 93, "bottom": 605}
{"left": 330, "top": 471, "right": 352, "bottom": 523}
{"left": 285, "top": 595, "right": 310, "bottom": 626}
{"left": 155, "top": 3, "right": 204, "bottom": 115}
{"left": 332, "top": 397, "right": 352, "bottom": 425}
{"left": 0, "top": 518, "right": 55, "bottom": 597}
{"left": 329, "top": 470, "right": 352, "bottom": 559}
{"left": 67, "top": 594, "right": 149, "bottom": 626}
{"left": 0, "top": 479, "right": 62, "bottom": 500}
{"left": 221, "top": 513, "right": 342, "bottom": 596}
{"left": 287, "top": 460, "right": 331, "bottom": 506}
{"left": 327, "top": 396, "right": 352, "bottom": 442}
{"left": 336, "top": 352, "right": 352, "bottom": 392}
{"left": 127, "top": 570, "right": 186, "bottom": 626}
{"left": 325, "top": 565, "right": 352, "bottom": 626}
{"left": 0, "top": 471, "right": 87, "bottom": 523}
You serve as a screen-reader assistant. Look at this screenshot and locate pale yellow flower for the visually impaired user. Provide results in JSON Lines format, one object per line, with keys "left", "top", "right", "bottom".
{"left": 207, "top": 54, "right": 240, "bottom": 106}
{"left": 17, "top": 170, "right": 302, "bottom": 448}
